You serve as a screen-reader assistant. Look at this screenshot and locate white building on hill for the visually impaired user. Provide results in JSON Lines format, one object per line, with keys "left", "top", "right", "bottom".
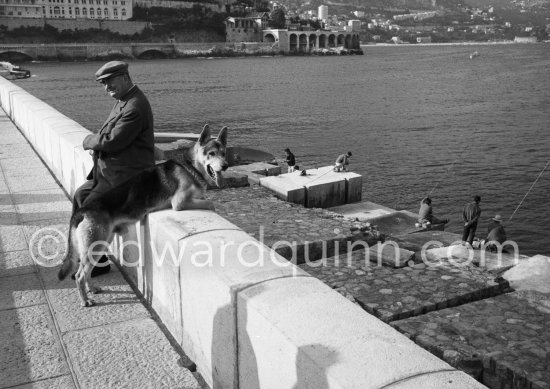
{"left": 318, "top": 5, "right": 327, "bottom": 21}
{"left": 0, "top": 0, "right": 133, "bottom": 20}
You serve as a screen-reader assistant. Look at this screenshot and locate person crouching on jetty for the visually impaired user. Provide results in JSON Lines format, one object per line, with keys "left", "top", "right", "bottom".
{"left": 334, "top": 151, "right": 352, "bottom": 172}
{"left": 484, "top": 214, "right": 507, "bottom": 252}
{"left": 418, "top": 197, "right": 449, "bottom": 226}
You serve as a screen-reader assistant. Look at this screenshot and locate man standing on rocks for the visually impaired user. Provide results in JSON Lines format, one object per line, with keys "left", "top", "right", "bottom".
{"left": 72, "top": 60, "right": 155, "bottom": 277}
{"left": 462, "top": 195, "right": 482, "bottom": 246}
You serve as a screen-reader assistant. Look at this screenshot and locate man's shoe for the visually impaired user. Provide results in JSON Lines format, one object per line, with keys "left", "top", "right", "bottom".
{"left": 91, "top": 255, "right": 111, "bottom": 278}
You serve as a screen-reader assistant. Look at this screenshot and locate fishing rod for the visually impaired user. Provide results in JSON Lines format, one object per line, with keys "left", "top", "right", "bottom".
{"left": 508, "top": 159, "right": 549, "bottom": 223}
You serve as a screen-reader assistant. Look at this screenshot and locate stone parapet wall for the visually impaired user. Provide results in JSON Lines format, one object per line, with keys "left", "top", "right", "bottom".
{"left": 0, "top": 76, "right": 487, "bottom": 389}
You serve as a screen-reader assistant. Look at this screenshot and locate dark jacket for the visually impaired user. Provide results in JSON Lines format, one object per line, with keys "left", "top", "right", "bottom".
{"left": 285, "top": 152, "right": 295, "bottom": 166}
{"left": 83, "top": 86, "right": 154, "bottom": 188}
{"left": 487, "top": 221, "right": 507, "bottom": 244}
{"left": 462, "top": 201, "right": 481, "bottom": 227}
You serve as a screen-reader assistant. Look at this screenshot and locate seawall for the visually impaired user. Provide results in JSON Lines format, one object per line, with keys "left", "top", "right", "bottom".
{"left": 0, "top": 77, "right": 486, "bottom": 388}
{"left": 0, "top": 42, "right": 283, "bottom": 62}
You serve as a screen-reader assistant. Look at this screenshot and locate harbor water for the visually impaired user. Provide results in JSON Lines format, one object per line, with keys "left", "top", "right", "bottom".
{"left": 15, "top": 43, "right": 550, "bottom": 256}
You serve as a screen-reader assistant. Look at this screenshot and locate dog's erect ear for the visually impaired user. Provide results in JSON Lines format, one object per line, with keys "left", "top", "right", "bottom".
{"left": 217, "top": 126, "right": 228, "bottom": 147}
{"left": 199, "top": 124, "right": 211, "bottom": 146}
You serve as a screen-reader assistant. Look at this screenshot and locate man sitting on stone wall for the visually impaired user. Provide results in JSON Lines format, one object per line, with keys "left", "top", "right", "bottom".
{"left": 72, "top": 60, "right": 155, "bottom": 277}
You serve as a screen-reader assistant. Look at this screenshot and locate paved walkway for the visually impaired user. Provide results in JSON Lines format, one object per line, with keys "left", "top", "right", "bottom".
{"left": 0, "top": 112, "right": 204, "bottom": 389}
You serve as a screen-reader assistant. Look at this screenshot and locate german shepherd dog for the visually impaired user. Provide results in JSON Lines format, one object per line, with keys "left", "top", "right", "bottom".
{"left": 58, "top": 125, "right": 228, "bottom": 307}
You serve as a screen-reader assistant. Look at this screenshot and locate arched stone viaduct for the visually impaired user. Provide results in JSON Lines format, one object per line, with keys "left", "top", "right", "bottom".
{"left": 263, "top": 29, "right": 360, "bottom": 53}
{"left": 0, "top": 43, "right": 213, "bottom": 61}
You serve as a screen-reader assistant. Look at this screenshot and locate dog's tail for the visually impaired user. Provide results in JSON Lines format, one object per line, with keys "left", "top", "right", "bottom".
{"left": 57, "top": 222, "right": 76, "bottom": 281}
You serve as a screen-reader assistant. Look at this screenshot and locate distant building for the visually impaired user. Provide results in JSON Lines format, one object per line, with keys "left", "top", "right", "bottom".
{"left": 353, "top": 10, "right": 364, "bottom": 18}
{"left": 225, "top": 12, "right": 269, "bottom": 43}
{"left": 0, "top": 0, "right": 42, "bottom": 18}
{"left": 318, "top": 5, "right": 327, "bottom": 21}
{"left": 514, "top": 36, "right": 537, "bottom": 43}
{"left": 263, "top": 28, "right": 360, "bottom": 53}
{"left": 348, "top": 19, "right": 360, "bottom": 32}
{"left": 0, "top": 0, "right": 133, "bottom": 20}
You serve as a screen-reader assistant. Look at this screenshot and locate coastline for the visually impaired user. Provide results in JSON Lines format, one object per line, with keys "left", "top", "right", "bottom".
{"left": 361, "top": 40, "right": 545, "bottom": 47}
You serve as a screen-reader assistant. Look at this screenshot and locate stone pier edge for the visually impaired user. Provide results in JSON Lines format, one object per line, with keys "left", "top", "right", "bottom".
{"left": 0, "top": 77, "right": 487, "bottom": 388}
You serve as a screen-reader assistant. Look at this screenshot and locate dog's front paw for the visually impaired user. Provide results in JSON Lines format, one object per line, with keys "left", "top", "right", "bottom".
{"left": 81, "top": 299, "right": 95, "bottom": 307}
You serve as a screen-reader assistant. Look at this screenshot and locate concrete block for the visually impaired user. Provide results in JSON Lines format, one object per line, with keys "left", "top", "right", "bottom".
{"left": 46, "top": 123, "right": 86, "bottom": 178}
{"left": 63, "top": 318, "right": 201, "bottom": 389}
{"left": 260, "top": 166, "right": 362, "bottom": 208}
{"left": 502, "top": 255, "right": 550, "bottom": 293}
{"left": 0, "top": 273, "right": 46, "bottom": 310}
{"left": 305, "top": 176, "right": 346, "bottom": 208}
{"left": 265, "top": 164, "right": 281, "bottom": 176}
{"left": 345, "top": 173, "right": 363, "bottom": 203}
{"left": 27, "top": 108, "right": 62, "bottom": 147}
{"left": 166, "top": 214, "right": 309, "bottom": 389}
{"left": 39, "top": 265, "right": 150, "bottom": 333}
{"left": 245, "top": 172, "right": 266, "bottom": 185}
{"left": 14, "top": 188, "right": 72, "bottom": 223}
{"left": 10, "top": 93, "right": 40, "bottom": 137}
{"left": 133, "top": 210, "right": 242, "bottom": 345}
{"left": 112, "top": 221, "right": 143, "bottom": 289}
{"left": 58, "top": 131, "right": 90, "bottom": 195}
{"left": 0, "top": 250, "right": 36, "bottom": 278}
{"left": 259, "top": 174, "right": 306, "bottom": 205}
{"left": 368, "top": 241, "right": 415, "bottom": 268}
{"left": 228, "top": 162, "right": 277, "bottom": 177}
{"left": 221, "top": 171, "right": 249, "bottom": 188}
{"left": 5, "top": 170, "right": 60, "bottom": 193}
{"left": 0, "top": 304, "right": 69, "bottom": 388}
{"left": 0, "top": 225, "right": 29, "bottom": 252}
{"left": 72, "top": 146, "right": 94, "bottom": 191}
{"left": 238, "top": 276, "right": 482, "bottom": 389}
{"left": 329, "top": 200, "right": 396, "bottom": 221}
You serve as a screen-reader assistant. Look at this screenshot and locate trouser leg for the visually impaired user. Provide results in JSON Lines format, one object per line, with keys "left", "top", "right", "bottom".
{"left": 467, "top": 223, "right": 478, "bottom": 245}
{"left": 462, "top": 225, "right": 470, "bottom": 242}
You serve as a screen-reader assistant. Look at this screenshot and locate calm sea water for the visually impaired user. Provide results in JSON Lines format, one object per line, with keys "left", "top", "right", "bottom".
{"left": 15, "top": 44, "right": 550, "bottom": 256}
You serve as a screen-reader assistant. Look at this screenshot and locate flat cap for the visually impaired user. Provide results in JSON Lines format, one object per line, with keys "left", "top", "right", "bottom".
{"left": 95, "top": 61, "right": 129, "bottom": 81}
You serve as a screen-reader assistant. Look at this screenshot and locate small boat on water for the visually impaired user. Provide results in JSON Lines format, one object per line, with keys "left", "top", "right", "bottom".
{"left": 0, "top": 61, "right": 31, "bottom": 79}
{"left": 469, "top": 51, "right": 480, "bottom": 59}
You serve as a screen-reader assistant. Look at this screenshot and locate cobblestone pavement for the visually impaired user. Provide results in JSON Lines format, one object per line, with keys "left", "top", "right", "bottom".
{"left": 298, "top": 249, "right": 510, "bottom": 323}
{"left": 208, "top": 185, "right": 380, "bottom": 262}
{"left": 392, "top": 291, "right": 550, "bottom": 389}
